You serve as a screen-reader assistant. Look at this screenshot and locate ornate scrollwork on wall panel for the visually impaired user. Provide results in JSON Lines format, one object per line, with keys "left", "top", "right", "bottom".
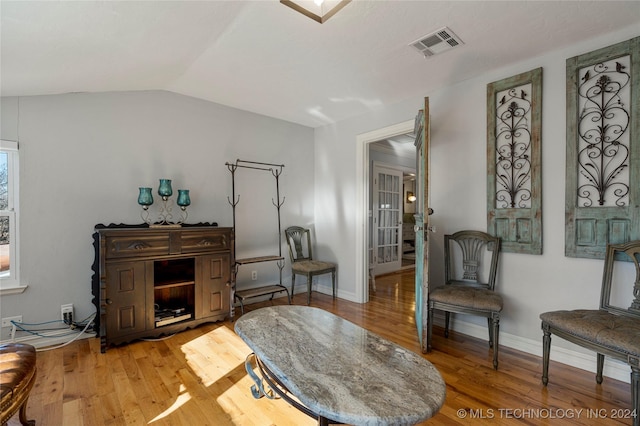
{"left": 487, "top": 68, "right": 542, "bottom": 255}
{"left": 495, "top": 83, "right": 533, "bottom": 209}
{"left": 565, "top": 36, "right": 640, "bottom": 260}
{"left": 577, "top": 55, "right": 630, "bottom": 208}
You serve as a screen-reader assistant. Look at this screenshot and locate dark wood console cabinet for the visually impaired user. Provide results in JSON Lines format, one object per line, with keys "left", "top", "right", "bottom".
{"left": 91, "top": 224, "right": 234, "bottom": 352}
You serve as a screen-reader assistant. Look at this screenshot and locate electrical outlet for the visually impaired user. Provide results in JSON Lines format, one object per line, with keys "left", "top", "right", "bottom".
{"left": 251, "top": 271, "right": 258, "bottom": 280}
{"left": 61, "top": 304, "right": 74, "bottom": 322}
{"left": 1, "top": 315, "right": 22, "bottom": 328}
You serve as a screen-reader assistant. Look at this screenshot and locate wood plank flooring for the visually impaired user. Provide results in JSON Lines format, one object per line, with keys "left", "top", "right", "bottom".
{"left": 7, "top": 270, "right": 633, "bottom": 425}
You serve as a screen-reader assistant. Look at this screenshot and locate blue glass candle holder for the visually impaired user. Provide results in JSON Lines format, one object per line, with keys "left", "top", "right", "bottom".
{"left": 137, "top": 179, "right": 191, "bottom": 226}
{"left": 138, "top": 187, "right": 153, "bottom": 207}
{"left": 138, "top": 187, "right": 154, "bottom": 224}
{"left": 177, "top": 190, "right": 191, "bottom": 207}
{"left": 158, "top": 179, "right": 173, "bottom": 198}
{"left": 176, "top": 189, "right": 190, "bottom": 224}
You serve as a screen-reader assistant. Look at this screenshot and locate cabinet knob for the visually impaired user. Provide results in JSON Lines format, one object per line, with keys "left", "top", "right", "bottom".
{"left": 106, "top": 299, "right": 113, "bottom": 305}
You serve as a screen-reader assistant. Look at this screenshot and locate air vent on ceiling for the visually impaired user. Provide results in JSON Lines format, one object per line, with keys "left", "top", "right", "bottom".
{"left": 409, "top": 27, "right": 464, "bottom": 58}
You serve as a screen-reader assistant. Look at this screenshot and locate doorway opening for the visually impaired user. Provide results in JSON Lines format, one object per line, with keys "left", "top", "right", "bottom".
{"left": 356, "top": 120, "right": 415, "bottom": 303}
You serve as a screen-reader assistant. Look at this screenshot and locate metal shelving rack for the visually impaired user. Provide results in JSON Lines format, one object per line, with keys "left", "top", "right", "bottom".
{"left": 226, "top": 159, "right": 290, "bottom": 316}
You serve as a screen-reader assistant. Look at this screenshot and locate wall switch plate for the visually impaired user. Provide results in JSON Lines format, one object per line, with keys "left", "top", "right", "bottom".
{"left": 1, "top": 315, "right": 23, "bottom": 328}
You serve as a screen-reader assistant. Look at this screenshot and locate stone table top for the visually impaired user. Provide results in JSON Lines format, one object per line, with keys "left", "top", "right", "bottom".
{"left": 234, "top": 305, "right": 446, "bottom": 425}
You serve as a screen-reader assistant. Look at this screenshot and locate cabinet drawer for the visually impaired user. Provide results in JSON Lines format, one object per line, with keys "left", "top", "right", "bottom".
{"left": 180, "top": 231, "right": 230, "bottom": 254}
{"left": 106, "top": 234, "right": 170, "bottom": 259}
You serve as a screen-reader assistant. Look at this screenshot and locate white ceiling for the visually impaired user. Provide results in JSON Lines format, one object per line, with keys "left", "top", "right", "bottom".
{"left": 371, "top": 132, "right": 416, "bottom": 159}
{"left": 2, "top": 1, "right": 640, "bottom": 128}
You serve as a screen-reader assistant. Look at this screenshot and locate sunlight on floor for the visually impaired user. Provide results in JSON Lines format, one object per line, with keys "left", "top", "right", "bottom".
{"left": 149, "top": 385, "right": 192, "bottom": 423}
{"left": 171, "top": 324, "right": 315, "bottom": 425}
{"left": 180, "top": 326, "right": 249, "bottom": 387}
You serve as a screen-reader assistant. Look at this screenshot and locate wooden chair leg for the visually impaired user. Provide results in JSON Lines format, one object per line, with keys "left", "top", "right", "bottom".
{"left": 331, "top": 270, "right": 336, "bottom": 299}
{"left": 290, "top": 274, "right": 296, "bottom": 301}
{"left": 444, "top": 312, "right": 451, "bottom": 338}
{"left": 596, "top": 353, "right": 604, "bottom": 384}
{"left": 18, "top": 395, "right": 35, "bottom": 426}
{"left": 492, "top": 314, "right": 500, "bottom": 370}
{"left": 306, "top": 273, "right": 312, "bottom": 305}
{"left": 487, "top": 317, "right": 494, "bottom": 348}
{"left": 542, "top": 324, "right": 551, "bottom": 386}
{"left": 631, "top": 365, "right": 640, "bottom": 426}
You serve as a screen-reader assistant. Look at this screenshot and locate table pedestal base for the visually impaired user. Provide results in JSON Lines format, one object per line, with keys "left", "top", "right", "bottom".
{"left": 245, "top": 353, "right": 342, "bottom": 425}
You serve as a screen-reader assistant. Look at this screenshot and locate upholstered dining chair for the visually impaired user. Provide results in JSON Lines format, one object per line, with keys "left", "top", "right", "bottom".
{"left": 284, "top": 226, "right": 337, "bottom": 305}
{"left": 427, "top": 230, "right": 502, "bottom": 369}
{"left": 540, "top": 240, "right": 640, "bottom": 426}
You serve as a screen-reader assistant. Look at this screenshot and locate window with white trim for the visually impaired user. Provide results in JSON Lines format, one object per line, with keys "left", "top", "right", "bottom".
{"left": 0, "top": 140, "right": 19, "bottom": 291}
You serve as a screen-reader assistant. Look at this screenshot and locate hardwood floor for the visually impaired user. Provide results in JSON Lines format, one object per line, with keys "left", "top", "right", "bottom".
{"left": 7, "top": 270, "right": 632, "bottom": 425}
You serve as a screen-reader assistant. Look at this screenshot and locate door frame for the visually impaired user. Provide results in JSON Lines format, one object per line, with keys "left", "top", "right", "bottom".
{"left": 356, "top": 119, "right": 415, "bottom": 302}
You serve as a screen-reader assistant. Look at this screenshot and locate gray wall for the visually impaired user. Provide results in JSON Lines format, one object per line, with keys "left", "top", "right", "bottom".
{"left": 0, "top": 91, "right": 314, "bottom": 339}
{"left": 312, "top": 25, "right": 640, "bottom": 380}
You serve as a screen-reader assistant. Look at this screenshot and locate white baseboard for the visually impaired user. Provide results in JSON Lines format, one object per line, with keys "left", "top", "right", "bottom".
{"left": 292, "top": 282, "right": 359, "bottom": 303}
{"left": 439, "top": 314, "right": 630, "bottom": 384}
{"left": 1, "top": 329, "right": 95, "bottom": 349}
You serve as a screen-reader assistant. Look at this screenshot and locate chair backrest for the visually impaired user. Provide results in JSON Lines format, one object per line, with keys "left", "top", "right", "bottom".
{"left": 600, "top": 240, "right": 640, "bottom": 319}
{"left": 444, "top": 230, "right": 501, "bottom": 290}
{"left": 284, "top": 226, "right": 313, "bottom": 263}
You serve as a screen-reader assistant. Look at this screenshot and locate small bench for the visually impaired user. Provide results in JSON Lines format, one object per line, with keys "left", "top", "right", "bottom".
{"left": 540, "top": 240, "right": 640, "bottom": 426}
{"left": 0, "top": 343, "right": 37, "bottom": 426}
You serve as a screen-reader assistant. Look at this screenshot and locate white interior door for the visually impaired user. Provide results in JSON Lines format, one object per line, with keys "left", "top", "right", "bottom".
{"left": 373, "top": 164, "right": 403, "bottom": 275}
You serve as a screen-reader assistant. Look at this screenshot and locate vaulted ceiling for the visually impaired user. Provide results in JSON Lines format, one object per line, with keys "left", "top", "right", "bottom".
{"left": 2, "top": 1, "right": 639, "bottom": 128}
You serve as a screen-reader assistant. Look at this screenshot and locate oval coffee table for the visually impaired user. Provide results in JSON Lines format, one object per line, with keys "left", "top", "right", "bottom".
{"left": 234, "top": 305, "right": 446, "bottom": 425}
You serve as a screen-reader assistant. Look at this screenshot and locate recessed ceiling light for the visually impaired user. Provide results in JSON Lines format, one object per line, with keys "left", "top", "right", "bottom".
{"left": 280, "top": 0, "right": 351, "bottom": 24}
